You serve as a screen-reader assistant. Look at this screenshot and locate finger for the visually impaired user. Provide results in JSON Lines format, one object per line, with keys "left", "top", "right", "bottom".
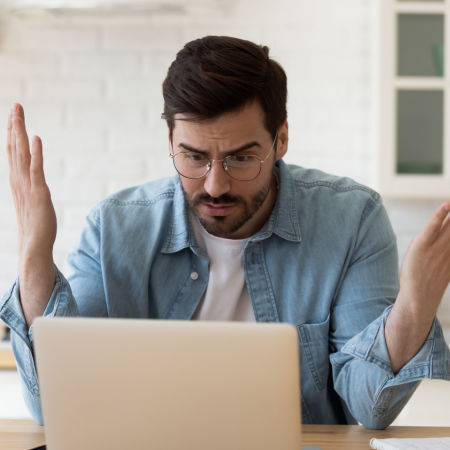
{"left": 10, "top": 109, "right": 17, "bottom": 172}
{"left": 438, "top": 204, "right": 450, "bottom": 242}
{"left": 439, "top": 201, "right": 450, "bottom": 228}
{"left": 10, "top": 103, "right": 27, "bottom": 173}
{"left": 12, "top": 113, "right": 31, "bottom": 181}
{"left": 420, "top": 201, "right": 450, "bottom": 244}
{"left": 6, "top": 108, "right": 13, "bottom": 168}
{"left": 12, "top": 102, "right": 24, "bottom": 117}
{"left": 30, "top": 136, "right": 46, "bottom": 186}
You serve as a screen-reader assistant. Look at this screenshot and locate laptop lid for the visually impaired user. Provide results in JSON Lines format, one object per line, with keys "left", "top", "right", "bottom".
{"left": 33, "top": 317, "right": 302, "bottom": 450}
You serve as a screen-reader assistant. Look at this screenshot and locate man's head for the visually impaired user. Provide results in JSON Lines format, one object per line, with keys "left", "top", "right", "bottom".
{"left": 162, "top": 36, "right": 289, "bottom": 239}
{"left": 162, "top": 35, "right": 287, "bottom": 141}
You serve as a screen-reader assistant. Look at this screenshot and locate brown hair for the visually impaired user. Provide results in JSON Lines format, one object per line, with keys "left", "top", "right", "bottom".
{"left": 162, "top": 36, "right": 287, "bottom": 141}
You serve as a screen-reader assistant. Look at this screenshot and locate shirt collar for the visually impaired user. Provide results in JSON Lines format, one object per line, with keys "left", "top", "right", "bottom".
{"left": 162, "top": 159, "right": 302, "bottom": 254}
{"left": 249, "top": 159, "right": 302, "bottom": 243}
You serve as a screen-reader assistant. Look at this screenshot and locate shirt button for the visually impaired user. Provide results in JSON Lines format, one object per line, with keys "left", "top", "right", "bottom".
{"left": 190, "top": 272, "right": 199, "bottom": 280}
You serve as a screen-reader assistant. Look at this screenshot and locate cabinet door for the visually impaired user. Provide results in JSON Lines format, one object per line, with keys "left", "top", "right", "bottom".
{"left": 397, "top": 13, "right": 444, "bottom": 77}
{"left": 396, "top": 89, "right": 444, "bottom": 174}
{"left": 395, "top": 12, "right": 445, "bottom": 177}
{"left": 379, "top": 1, "right": 450, "bottom": 197}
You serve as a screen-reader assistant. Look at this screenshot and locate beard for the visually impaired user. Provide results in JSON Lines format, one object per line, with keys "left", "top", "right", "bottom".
{"left": 182, "top": 178, "right": 274, "bottom": 238}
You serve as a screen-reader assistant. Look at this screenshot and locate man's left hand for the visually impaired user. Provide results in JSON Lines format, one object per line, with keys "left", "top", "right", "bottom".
{"left": 385, "top": 201, "right": 450, "bottom": 373}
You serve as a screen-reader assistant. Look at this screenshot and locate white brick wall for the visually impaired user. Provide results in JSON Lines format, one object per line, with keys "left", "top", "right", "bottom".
{"left": 0, "top": 0, "right": 448, "bottom": 326}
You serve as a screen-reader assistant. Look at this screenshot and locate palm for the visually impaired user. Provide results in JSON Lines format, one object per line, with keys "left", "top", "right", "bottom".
{"left": 7, "top": 104, "right": 57, "bottom": 259}
{"left": 399, "top": 203, "right": 450, "bottom": 317}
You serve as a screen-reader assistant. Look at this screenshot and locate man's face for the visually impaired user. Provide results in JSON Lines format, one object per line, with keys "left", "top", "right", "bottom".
{"left": 170, "top": 101, "right": 288, "bottom": 239}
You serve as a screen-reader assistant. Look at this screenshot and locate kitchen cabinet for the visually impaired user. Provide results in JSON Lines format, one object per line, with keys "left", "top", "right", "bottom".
{"left": 378, "top": 0, "right": 450, "bottom": 197}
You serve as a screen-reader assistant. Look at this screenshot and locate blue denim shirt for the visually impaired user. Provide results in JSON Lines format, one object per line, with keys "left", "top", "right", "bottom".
{"left": 1, "top": 160, "right": 449, "bottom": 428}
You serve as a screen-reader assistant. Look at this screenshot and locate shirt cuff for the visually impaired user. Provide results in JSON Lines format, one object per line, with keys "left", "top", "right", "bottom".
{"left": 340, "top": 304, "right": 450, "bottom": 383}
{"left": 0, "top": 265, "right": 76, "bottom": 346}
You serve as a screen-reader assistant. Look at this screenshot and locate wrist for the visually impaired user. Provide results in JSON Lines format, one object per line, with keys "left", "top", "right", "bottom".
{"left": 18, "top": 262, "right": 56, "bottom": 328}
{"left": 19, "top": 255, "right": 56, "bottom": 293}
{"left": 394, "top": 288, "right": 437, "bottom": 327}
{"left": 385, "top": 299, "right": 436, "bottom": 374}
{"left": 19, "top": 249, "right": 54, "bottom": 270}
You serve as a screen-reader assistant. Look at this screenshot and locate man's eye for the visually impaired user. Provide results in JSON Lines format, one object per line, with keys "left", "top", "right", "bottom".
{"left": 184, "top": 153, "right": 206, "bottom": 162}
{"left": 229, "top": 155, "right": 253, "bottom": 163}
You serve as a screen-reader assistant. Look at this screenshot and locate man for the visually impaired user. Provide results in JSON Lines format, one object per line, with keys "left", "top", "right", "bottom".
{"left": 1, "top": 36, "right": 450, "bottom": 428}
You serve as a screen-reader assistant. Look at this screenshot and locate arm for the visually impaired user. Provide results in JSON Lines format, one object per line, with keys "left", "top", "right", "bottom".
{"left": 385, "top": 202, "right": 450, "bottom": 373}
{"left": 3, "top": 210, "right": 106, "bottom": 425}
{"left": 1, "top": 103, "right": 70, "bottom": 424}
{"left": 1, "top": 104, "right": 106, "bottom": 424}
{"left": 7, "top": 103, "right": 57, "bottom": 328}
{"left": 329, "top": 196, "right": 450, "bottom": 429}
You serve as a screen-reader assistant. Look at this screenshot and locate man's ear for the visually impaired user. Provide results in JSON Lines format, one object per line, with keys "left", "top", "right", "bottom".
{"left": 275, "top": 120, "right": 288, "bottom": 161}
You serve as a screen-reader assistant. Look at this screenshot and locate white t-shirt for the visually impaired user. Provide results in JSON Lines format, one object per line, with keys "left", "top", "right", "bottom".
{"left": 190, "top": 213, "right": 256, "bottom": 322}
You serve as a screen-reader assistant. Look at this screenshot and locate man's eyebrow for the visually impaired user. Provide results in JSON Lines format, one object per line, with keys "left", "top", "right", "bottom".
{"left": 177, "top": 141, "right": 262, "bottom": 155}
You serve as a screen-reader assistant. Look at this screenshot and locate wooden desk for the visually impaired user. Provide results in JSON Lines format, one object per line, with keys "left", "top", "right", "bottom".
{"left": 1, "top": 420, "right": 449, "bottom": 450}
{"left": 303, "top": 425, "right": 450, "bottom": 449}
{"left": 0, "top": 347, "right": 16, "bottom": 370}
{"left": 0, "top": 419, "right": 45, "bottom": 450}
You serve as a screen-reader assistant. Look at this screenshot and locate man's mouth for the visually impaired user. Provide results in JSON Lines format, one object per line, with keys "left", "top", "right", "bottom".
{"left": 200, "top": 202, "right": 236, "bottom": 216}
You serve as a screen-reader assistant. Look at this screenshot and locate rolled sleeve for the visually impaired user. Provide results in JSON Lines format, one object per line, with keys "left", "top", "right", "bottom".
{"left": 331, "top": 305, "right": 450, "bottom": 428}
{"left": 28, "top": 267, "right": 80, "bottom": 342}
{"left": 1, "top": 280, "right": 30, "bottom": 345}
{"left": 0, "top": 266, "right": 80, "bottom": 425}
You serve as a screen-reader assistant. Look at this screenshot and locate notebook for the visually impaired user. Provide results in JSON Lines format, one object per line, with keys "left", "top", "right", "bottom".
{"left": 370, "top": 437, "right": 450, "bottom": 450}
{"left": 33, "top": 317, "right": 302, "bottom": 450}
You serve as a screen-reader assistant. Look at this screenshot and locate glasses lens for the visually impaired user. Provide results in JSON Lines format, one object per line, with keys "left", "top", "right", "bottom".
{"left": 225, "top": 155, "right": 261, "bottom": 181}
{"left": 171, "top": 152, "right": 263, "bottom": 181}
{"left": 173, "top": 152, "right": 209, "bottom": 179}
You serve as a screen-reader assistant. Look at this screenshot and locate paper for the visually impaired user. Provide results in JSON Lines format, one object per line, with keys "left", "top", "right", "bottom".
{"left": 370, "top": 437, "right": 450, "bottom": 450}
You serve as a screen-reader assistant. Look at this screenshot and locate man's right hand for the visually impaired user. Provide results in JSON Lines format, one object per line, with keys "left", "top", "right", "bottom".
{"left": 7, "top": 104, "right": 57, "bottom": 328}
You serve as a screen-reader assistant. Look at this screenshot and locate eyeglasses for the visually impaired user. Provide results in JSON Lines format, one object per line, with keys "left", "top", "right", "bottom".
{"left": 169, "top": 133, "right": 278, "bottom": 181}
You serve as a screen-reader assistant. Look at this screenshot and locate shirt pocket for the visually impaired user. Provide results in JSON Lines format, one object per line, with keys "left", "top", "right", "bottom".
{"left": 296, "top": 315, "right": 330, "bottom": 392}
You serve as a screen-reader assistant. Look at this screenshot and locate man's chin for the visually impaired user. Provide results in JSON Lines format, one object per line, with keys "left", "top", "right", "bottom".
{"left": 197, "top": 215, "right": 236, "bottom": 238}
{"left": 191, "top": 202, "right": 251, "bottom": 238}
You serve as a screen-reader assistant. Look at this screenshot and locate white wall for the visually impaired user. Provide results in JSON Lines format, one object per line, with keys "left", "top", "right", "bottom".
{"left": 0, "top": 0, "right": 448, "bottom": 325}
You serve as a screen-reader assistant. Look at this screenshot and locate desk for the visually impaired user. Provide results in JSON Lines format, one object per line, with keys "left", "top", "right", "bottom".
{"left": 1, "top": 419, "right": 449, "bottom": 450}
{"left": 0, "top": 346, "right": 15, "bottom": 370}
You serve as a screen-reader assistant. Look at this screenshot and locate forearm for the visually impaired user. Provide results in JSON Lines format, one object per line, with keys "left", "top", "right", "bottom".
{"left": 385, "top": 201, "right": 450, "bottom": 374}
{"left": 385, "top": 291, "right": 436, "bottom": 374}
{"left": 19, "top": 254, "right": 56, "bottom": 329}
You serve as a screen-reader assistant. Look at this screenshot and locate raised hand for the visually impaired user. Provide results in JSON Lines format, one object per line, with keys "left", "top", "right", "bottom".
{"left": 385, "top": 201, "right": 450, "bottom": 373}
{"left": 7, "top": 104, "right": 57, "bottom": 328}
{"left": 399, "top": 202, "right": 450, "bottom": 318}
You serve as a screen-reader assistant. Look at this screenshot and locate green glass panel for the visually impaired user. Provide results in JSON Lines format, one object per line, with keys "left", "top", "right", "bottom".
{"left": 397, "top": 14, "right": 444, "bottom": 77}
{"left": 396, "top": 90, "right": 444, "bottom": 174}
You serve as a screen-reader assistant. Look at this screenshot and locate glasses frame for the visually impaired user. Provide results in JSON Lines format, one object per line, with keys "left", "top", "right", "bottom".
{"left": 169, "top": 132, "right": 278, "bottom": 182}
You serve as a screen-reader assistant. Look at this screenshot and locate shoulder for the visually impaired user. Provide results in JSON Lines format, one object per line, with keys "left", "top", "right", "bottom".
{"left": 87, "top": 176, "right": 180, "bottom": 224}
{"left": 278, "top": 162, "right": 395, "bottom": 251}
{"left": 102, "top": 176, "right": 178, "bottom": 206}
{"left": 276, "top": 162, "right": 389, "bottom": 239}
{"left": 282, "top": 163, "right": 381, "bottom": 214}
{"left": 285, "top": 164, "right": 378, "bottom": 198}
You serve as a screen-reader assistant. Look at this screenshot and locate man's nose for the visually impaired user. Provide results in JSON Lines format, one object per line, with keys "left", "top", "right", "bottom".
{"left": 203, "top": 160, "right": 231, "bottom": 199}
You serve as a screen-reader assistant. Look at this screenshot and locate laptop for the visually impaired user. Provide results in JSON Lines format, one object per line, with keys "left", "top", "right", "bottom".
{"left": 33, "top": 317, "right": 302, "bottom": 450}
